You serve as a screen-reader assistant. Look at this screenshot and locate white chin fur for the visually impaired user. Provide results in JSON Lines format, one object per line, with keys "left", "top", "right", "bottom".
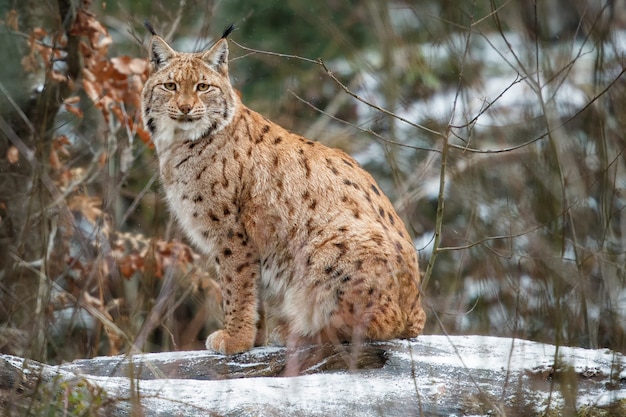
{"left": 160, "top": 118, "right": 210, "bottom": 142}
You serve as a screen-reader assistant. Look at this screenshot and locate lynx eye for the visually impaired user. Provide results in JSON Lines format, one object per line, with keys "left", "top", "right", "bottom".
{"left": 163, "top": 82, "right": 177, "bottom": 91}
{"left": 196, "top": 83, "right": 211, "bottom": 92}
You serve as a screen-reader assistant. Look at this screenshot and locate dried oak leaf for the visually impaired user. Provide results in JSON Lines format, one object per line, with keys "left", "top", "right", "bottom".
{"left": 6, "top": 146, "right": 19, "bottom": 164}
{"left": 64, "top": 102, "right": 84, "bottom": 118}
{"left": 4, "top": 9, "right": 19, "bottom": 31}
{"left": 111, "top": 56, "right": 148, "bottom": 75}
{"left": 49, "top": 148, "right": 61, "bottom": 170}
{"left": 68, "top": 195, "right": 103, "bottom": 225}
{"left": 72, "top": 8, "right": 111, "bottom": 50}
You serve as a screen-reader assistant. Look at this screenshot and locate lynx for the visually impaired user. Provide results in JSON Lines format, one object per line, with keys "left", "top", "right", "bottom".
{"left": 141, "top": 23, "right": 426, "bottom": 355}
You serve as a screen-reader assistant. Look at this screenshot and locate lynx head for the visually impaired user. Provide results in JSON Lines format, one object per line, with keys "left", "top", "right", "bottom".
{"left": 141, "top": 23, "right": 238, "bottom": 148}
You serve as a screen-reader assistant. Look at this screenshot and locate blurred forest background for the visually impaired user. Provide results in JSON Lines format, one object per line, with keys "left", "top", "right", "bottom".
{"left": 0, "top": 0, "right": 625, "bottom": 368}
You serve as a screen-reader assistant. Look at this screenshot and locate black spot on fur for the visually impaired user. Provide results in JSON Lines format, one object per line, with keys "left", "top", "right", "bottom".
{"left": 334, "top": 242, "right": 347, "bottom": 255}
{"left": 342, "top": 159, "right": 354, "bottom": 168}
{"left": 256, "top": 125, "right": 270, "bottom": 143}
{"left": 146, "top": 117, "right": 156, "bottom": 134}
{"left": 331, "top": 269, "right": 344, "bottom": 279}
{"left": 196, "top": 166, "right": 208, "bottom": 180}
{"left": 302, "top": 157, "right": 311, "bottom": 177}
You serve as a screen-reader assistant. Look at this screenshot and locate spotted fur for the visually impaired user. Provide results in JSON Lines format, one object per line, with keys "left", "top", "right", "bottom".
{"left": 141, "top": 28, "right": 426, "bottom": 355}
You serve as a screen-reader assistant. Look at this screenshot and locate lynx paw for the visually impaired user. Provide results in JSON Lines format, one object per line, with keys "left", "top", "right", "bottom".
{"left": 206, "top": 329, "right": 254, "bottom": 355}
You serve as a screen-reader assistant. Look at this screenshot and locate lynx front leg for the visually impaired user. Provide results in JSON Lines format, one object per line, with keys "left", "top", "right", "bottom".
{"left": 205, "top": 239, "right": 260, "bottom": 355}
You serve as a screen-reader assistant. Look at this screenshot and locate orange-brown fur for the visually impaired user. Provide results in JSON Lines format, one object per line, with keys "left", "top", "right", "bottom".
{"left": 142, "top": 27, "right": 426, "bottom": 354}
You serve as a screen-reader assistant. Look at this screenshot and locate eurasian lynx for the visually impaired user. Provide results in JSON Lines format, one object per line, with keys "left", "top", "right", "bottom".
{"left": 141, "top": 23, "right": 426, "bottom": 355}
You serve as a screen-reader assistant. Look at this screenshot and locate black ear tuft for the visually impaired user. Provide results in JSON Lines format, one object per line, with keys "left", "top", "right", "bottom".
{"left": 221, "top": 24, "right": 236, "bottom": 39}
{"left": 144, "top": 20, "right": 157, "bottom": 36}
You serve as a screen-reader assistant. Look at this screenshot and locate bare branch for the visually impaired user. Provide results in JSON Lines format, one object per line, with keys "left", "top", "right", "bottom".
{"left": 288, "top": 90, "right": 441, "bottom": 154}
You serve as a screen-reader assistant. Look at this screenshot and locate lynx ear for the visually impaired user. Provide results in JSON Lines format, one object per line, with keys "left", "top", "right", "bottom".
{"left": 149, "top": 36, "right": 177, "bottom": 70}
{"left": 144, "top": 20, "right": 177, "bottom": 70}
{"left": 201, "top": 38, "right": 229, "bottom": 75}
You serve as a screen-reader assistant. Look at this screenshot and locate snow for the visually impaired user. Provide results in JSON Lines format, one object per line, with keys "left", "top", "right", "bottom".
{"left": 84, "top": 371, "right": 415, "bottom": 416}
{"left": 4, "top": 335, "right": 624, "bottom": 415}
{"left": 347, "top": 29, "right": 626, "bottom": 145}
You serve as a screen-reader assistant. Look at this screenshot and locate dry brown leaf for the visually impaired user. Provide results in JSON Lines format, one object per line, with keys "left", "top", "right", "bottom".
{"left": 5, "top": 10, "right": 19, "bottom": 31}
{"left": 129, "top": 58, "right": 148, "bottom": 75}
{"left": 98, "top": 152, "right": 108, "bottom": 168}
{"left": 50, "top": 70, "right": 67, "bottom": 83}
{"left": 21, "top": 54, "right": 38, "bottom": 72}
{"left": 6, "top": 145, "right": 19, "bottom": 164}
{"left": 53, "top": 135, "right": 72, "bottom": 157}
{"left": 68, "top": 195, "right": 103, "bottom": 225}
{"left": 64, "top": 96, "right": 81, "bottom": 104}
{"left": 119, "top": 258, "right": 135, "bottom": 278}
{"left": 113, "top": 57, "right": 148, "bottom": 77}
{"left": 82, "top": 78, "right": 101, "bottom": 101}
{"left": 65, "top": 103, "right": 84, "bottom": 118}
{"left": 111, "top": 56, "right": 132, "bottom": 75}
{"left": 136, "top": 127, "right": 153, "bottom": 147}
{"left": 49, "top": 148, "right": 61, "bottom": 170}
{"left": 32, "top": 27, "right": 46, "bottom": 39}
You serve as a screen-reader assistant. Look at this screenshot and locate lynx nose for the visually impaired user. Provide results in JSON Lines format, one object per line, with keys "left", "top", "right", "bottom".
{"left": 179, "top": 103, "right": 192, "bottom": 114}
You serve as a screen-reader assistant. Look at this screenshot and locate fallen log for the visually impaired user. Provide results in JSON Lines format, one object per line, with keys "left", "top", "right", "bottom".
{"left": 2, "top": 336, "right": 625, "bottom": 416}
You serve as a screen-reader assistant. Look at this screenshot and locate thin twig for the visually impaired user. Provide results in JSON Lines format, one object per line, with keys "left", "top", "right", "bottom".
{"left": 165, "top": 0, "right": 187, "bottom": 42}
{"left": 230, "top": 39, "right": 320, "bottom": 64}
{"left": 317, "top": 59, "right": 444, "bottom": 138}
{"left": 288, "top": 90, "right": 441, "bottom": 154}
{"left": 422, "top": 1, "right": 477, "bottom": 291}
{"left": 10, "top": 252, "right": 128, "bottom": 341}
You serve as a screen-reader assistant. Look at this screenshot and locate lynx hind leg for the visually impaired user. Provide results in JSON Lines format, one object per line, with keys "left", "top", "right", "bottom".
{"left": 254, "top": 304, "right": 268, "bottom": 346}
{"left": 397, "top": 268, "right": 426, "bottom": 338}
{"left": 323, "top": 257, "right": 425, "bottom": 342}
{"left": 267, "top": 320, "right": 290, "bottom": 346}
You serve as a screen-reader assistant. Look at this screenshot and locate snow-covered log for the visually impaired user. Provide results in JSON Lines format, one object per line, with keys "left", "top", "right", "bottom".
{"left": 1, "top": 336, "right": 625, "bottom": 416}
